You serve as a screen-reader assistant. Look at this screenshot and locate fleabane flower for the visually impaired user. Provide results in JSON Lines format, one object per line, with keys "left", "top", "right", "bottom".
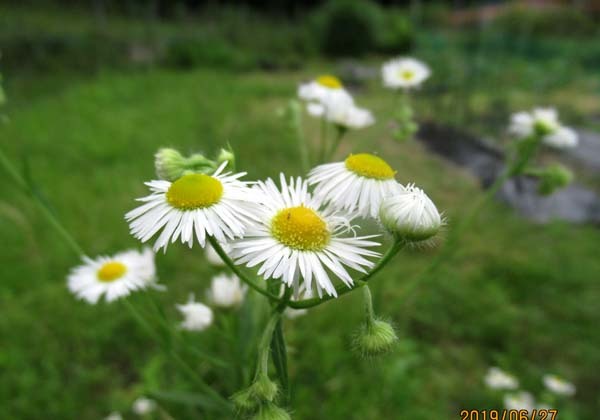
{"left": 132, "top": 397, "right": 157, "bottom": 415}
{"left": 207, "top": 273, "right": 247, "bottom": 308}
{"left": 382, "top": 57, "right": 431, "bottom": 89}
{"left": 509, "top": 108, "right": 578, "bottom": 149}
{"left": 309, "top": 153, "right": 400, "bottom": 219}
{"left": 67, "top": 248, "right": 161, "bottom": 304}
{"left": 126, "top": 162, "right": 261, "bottom": 252}
{"left": 176, "top": 294, "right": 213, "bottom": 331}
{"left": 229, "top": 175, "right": 380, "bottom": 298}
{"left": 298, "top": 74, "right": 353, "bottom": 108}
{"left": 380, "top": 184, "right": 442, "bottom": 242}
{"left": 324, "top": 96, "right": 375, "bottom": 130}
{"left": 484, "top": 367, "right": 519, "bottom": 390}
{"left": 542, "top": 374, "right": 576, "bottom": 396}
{"left": 504, "top": 391, "right": 536, "bottom": 413}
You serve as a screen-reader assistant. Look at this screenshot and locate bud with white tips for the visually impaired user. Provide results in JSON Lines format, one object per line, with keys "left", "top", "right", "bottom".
{"left": 379, "top": 184, "right": 442, "bottom": 242}
{"left": 176, "top": 294, "right": 213, "bottom": 331}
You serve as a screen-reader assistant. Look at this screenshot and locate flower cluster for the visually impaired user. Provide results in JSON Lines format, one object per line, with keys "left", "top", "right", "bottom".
{"left": 483, "top": 367, "right": 576, "bottom": 413}
{"left": 509, "top": 108, "right": 578, "bottom": 149}
{"left": 298, "top": 75, "right": 374, "bottom": 130}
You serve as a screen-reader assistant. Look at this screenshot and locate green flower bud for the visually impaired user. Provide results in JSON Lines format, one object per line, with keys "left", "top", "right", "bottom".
{"left": 536, "top": 164, "right": 574, "bottom": 195}
{"left": 253, "top": 402, "right": 291, "bottom": 420}
{"left": 154, "top": 148, "right": 217, "bottom": 181}
{"left": 353, "top": 319, "right": 398, "bottom": 358}
{"left": 155, "top": 148, "right": 186, "bottom": 181}
{"left": 216, "top": 147, "right": 235, "bottom": 171}
{"left": 231, "top": 375, "right": 279, "bottom": 411}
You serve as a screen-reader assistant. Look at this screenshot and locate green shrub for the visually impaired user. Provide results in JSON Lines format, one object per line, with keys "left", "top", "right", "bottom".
{"left": 376, "top": 9, "right": 414, "bottom": 54}
{"left": 492, "top": 5, "right": 597, "bottom": 38}
{"left": 163, "top": 37, "right": 255, "bottom": 70}
{"left": 311, "top": 0, "right": 383, "bottom": 57}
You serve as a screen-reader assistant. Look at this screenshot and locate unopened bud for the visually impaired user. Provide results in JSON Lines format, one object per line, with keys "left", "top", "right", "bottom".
{"left": 353, "top": 319, "right": 398, "bottom": 358}
{"left": 536, "top": 164, "right": 573, "bottom": 195}
{"left": 253, "top": 402, "right": 291, "bottom": 420}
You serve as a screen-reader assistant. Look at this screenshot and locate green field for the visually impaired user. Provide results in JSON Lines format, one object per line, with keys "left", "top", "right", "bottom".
{"left": 1, "top": 5, "right": 600, "bottom": 420}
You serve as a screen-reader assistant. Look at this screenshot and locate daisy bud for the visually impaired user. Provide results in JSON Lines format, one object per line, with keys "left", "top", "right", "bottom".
{"left": 253, "top": 402, "right": 291, "bottom": 420}
{"left": 176, "top": 294, "right": 213, "bottom": 332}
{"left": 231, "top": 374, "right": 279, "bottom": 411}
{"left": 535, "top": 164, "right": 573, "bottom": 195}
{"left": 154, "top": 148, "right": 216, "bottom": 181}
{"left": 216, "top": 147, "right": 235, "bottom": 170}
{"left": 353, "top": 319, "right": 398, "bottom": 358}
{"left": 379, "top": 184, "right": 442, "bottom": 242}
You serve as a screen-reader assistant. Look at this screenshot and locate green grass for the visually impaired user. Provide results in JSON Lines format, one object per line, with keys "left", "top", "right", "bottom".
{"left": 1, "top": 66, "right": 599, "bottom": 419}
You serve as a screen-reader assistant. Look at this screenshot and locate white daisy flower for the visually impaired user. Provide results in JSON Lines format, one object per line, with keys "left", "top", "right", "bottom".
{"left": 298, "top": 75, "right": 353, "bottom": 106}
{"left": 509, "top": 108, "right": 578, "bottom": 149}
{"left": 308, "top": 153, "right": 400, "bottom": 219}
{"left": 382, "top": 57, "right": 431, "bottom": 89}
{"left": 379, "top": 184, "right": 442, "bottom": 242}
{"left": 104, "top": 412, "right": 123, "bottom": 420}
{"left": 67, "top": 248, "right": 160, "bottom": 304}
{"left": 206, "top": 273, "right": 247, "bottom": 308}
{"left": 504, "top": 391, "right": 536, "bottom": 413}
{"left": 484, "top": 367, "right": 519, "bottom": 390}
{"left": 325, "top": 96, "right": 375, "bottom": 130}
{"left": 132, "top": 397, "right": 157, "bottom": 415}
{"left": 543, "top": 374, "right": 576, "bottom": 396}
{"left": 204, "top": 241, "right": 231, "bottom": 267}
{"left": 126, "top": 162, "right": 261, "bottom": 252}
{"left": 176, "top": 294, "right": 213, "bottom": 331}
{"left": 229, "top": 175, "right": 380, "bottom": 298}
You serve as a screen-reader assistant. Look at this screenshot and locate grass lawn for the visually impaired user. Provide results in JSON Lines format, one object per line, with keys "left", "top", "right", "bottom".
{"left": 1, "top": 66, "right": 599, "bottom": 419}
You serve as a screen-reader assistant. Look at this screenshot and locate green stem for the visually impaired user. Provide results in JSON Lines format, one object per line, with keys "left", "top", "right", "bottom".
{"left": 292, "top": 107, "right": 310, "bottom": 173}
{"left": 122, "top": 299, "right": 232, "bottom": 411}
{"left": 0, "top": 148, "right": 85, "bottom": 256}
{"left": 362, "top": 285, "right": 375, "bottom": 327}
{"left": 318, "top": 116, "right": 328, "bottom": 164}
{"left": 254, "top": 311, "right": 281, "bottom": 380}
{"left": 288, "top": 240, "right": 405, "bottom": 309}
{"left": 326, "top": 126, "right": 347, "bottom": 161}
{"left": 208, "top": 236, "right": 281, "bottom": 302}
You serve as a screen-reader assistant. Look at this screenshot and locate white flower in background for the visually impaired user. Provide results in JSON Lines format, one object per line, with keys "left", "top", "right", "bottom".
{"left": 382, "top": 57, "right": 431, "bottom": 89}
{"left": 298, "top": 74, "right": 353, "bottom": 107}
{"left": 325, "top": 98, "right": 375, "bottom": 130}
{"left": 284, "top": 307, "right": 308, "bottom": 319}
{"left": 309, "top": 153, "right": 400, "bottom": 219}
{"left": 504, "top": 391, "right": 536, "bottom": 412}
{"left": 207, "top": 273, "right": 247, "bottom": 308}
{"left": 204, "top": 241, "right": 232, "bottom": 266}
{"left": 67, "top": 248, "right": 161, "bottom": 304}
{"left": 543, "top": 374, "right": 576, "bottom": 396}
{"left": 509, "top": 108, "right": 578, "bottom": 149}
{"left": 132, "top": 397, "right": 157, "bottom": 415}
{"left": 379, "top": 184, "right": 442, "bottom": 242}
{"left": 229, "top": 175, "right": 380, "bottom": 298}
{"left": 104, "top": 413, "right": 122, "bottom": 420}
{"left": 126, "top": 162, "right": 262, "bottom": 252}
{"left": 177, "top": 294, "right": 214, "bottom": 331}
{"left": 484, "top": 367, "right": 519, "bottom": 390}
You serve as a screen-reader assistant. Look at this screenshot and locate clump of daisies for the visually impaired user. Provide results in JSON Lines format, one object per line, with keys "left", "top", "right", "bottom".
{"left": 381, "top": 57, "right": 431, "bottom": 141}
{"left": 296, "top": 75, "right": 375, "bottom": 165}
{"left": 507, "top": 107, "right": 577, "bottom": 194}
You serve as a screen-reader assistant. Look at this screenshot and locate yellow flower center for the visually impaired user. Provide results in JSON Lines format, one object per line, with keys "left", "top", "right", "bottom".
{"left": 271, "top": 206, "right": 330, "bottom": 251}
{"left": 316, "top": 75, "right": 343, "bottom": 89}
{"left": 400, "top": 70, "right": 414, "bottom": 80}
{"left": 166, "top": 173, "right": 223, "bottom": 210}
{"left": 97, "top": 261, "right": 127, "bottom": 282}
{"left": 345, "top": 153, "right": 396, "bottom": 180}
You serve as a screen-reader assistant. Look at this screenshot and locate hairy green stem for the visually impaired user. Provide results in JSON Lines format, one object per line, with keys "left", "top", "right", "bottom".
{"left": 208, "top": 237, "right": 281, "bottom": 302}
{"left": 288, "top": 240, "right": 405, "bottom": 309}
{"left": 254, "top": 311, "right": 281, "bottom": 380}
{"left": 362, "top": 285, "right": 376, "bottom": 327}
{"left": 326, "top": 126, "right": 347, "bottom": 161}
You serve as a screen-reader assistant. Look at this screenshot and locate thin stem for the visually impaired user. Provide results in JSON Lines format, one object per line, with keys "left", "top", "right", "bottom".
{"left": 208, "top": 236, "right": 281, "bottom": 302}
{"left": 0, "top": 148, "right": 85, "bottom": 256}
{"left": 122, "top": 299, "right": 232, "bottom": 411}
{"left": 318, "top": 116, "right": 328, "bottom": 164}
{"left": 326, "top": 126, "right": 347, "bottom": 161}
{"left": 362, "top": 285, "right": 375, "bottom": 327}
{"left": 288, "top": 240, "right": 405, "bottom": 309}
{"left": 291, "top": 105, "right": 310, "bottom": 173}
{"left": 254, "top": 311, "right": 281, "bottom": 380}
